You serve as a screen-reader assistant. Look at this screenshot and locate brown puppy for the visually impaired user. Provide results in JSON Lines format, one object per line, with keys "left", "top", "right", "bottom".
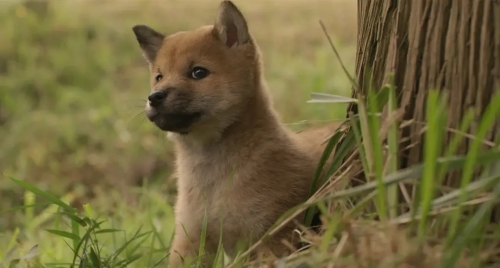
{"left": 132, "top": 1, "right": 339, "bottom": 266}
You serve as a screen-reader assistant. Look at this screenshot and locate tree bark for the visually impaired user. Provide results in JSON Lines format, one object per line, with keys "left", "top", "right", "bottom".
{"left": 350, "top": 0, "right": 500, "bottom": 212}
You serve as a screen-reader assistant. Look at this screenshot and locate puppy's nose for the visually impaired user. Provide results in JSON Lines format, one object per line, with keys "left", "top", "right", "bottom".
{"left": 148, "top": 91, "right": 167, "bottom": 107}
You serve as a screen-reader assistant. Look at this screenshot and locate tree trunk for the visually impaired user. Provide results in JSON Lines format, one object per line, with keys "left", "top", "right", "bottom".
{"left": 350, "top": 0, "right": 500, "bottom": 213}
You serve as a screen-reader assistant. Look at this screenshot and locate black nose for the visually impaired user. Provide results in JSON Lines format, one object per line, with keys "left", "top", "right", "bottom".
{"left": 148, "top": 91, "right": 167, "bottom": 107}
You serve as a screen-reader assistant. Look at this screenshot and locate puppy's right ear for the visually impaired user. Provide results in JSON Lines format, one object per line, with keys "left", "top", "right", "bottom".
{"left": 132, "top": 25, "right": 165, "bottom": 63}
{"left": 212, "top": 1, "right": 250, "bottom": 48}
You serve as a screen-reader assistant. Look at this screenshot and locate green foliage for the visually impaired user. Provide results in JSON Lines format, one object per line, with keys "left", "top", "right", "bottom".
{"left": 0, "top": 1, "right": 174, "bottom": 227}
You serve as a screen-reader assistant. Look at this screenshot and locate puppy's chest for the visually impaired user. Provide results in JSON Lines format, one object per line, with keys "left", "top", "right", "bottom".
{"left": 177, "top": 153, "right": 242, "bottom": 186}
{"left": 176, "top": 150, "right": 257, "bottom": 217}
{"left": 175, "top": 146, "right": 285, "bottom": 249}
{"left": 175, "top": 149, "right": 251, "bottom": 204}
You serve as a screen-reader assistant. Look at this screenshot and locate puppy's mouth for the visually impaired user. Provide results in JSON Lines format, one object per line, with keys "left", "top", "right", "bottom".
{"left": 146, "top": 110, "right": 202, "bottom": 133}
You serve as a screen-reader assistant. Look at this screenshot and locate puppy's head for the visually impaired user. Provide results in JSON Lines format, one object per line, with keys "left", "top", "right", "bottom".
{"left": 132, "top": 1, "right": 258, "bottom": 134}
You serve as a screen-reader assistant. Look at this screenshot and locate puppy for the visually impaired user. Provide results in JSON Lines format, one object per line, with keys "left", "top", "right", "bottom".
{"left": 132, "top": 1, "right": 339, "bottom": 266}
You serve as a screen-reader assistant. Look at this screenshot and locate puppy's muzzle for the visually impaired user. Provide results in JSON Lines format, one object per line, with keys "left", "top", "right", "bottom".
{"left": 144, "top": 90, "right": 202, "bottom": 133}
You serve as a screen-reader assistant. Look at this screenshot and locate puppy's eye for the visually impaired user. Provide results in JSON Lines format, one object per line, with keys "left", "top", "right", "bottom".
{"left": 155, "top": 74, "right": 163, "bottom": 82}
{"left": 190, "top": 67, "right": 209, "bottom": 80}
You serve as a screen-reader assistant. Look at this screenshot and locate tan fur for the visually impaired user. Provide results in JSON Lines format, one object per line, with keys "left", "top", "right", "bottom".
{"left": 132, "top": 1, "right": 340, "bottom": 266}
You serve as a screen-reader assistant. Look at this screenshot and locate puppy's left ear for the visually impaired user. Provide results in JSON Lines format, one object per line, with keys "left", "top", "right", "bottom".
{"left": 132, "top": 25, "right": 165, "bottom": 63}
{"left": 212, "top": 1, "right": 250, "bottom": 48}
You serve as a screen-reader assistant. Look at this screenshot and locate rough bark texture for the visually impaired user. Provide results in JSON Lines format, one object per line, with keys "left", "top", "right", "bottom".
{"left": 351, "top": 0, "right": 500, "bottom": 210}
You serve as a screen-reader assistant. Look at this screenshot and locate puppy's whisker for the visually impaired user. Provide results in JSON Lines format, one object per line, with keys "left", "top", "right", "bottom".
{"left": 123, "top": 98, "right": 148, "bottom": 102}
{"left": 121, "top": 108, "right": 146, "bottom": 118}
{"left": 127, "top": 105, "right": 147, "bottom": 109}
{"left": 126, "top": 111, "right": 147, "bottom": 126}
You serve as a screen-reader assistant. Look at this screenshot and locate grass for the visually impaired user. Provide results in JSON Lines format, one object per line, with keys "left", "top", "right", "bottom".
{"left": 2, "top": 0, "right": 500, "bottom": 267}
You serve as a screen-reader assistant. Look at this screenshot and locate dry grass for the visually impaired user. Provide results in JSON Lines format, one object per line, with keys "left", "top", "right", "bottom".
{"left": 274, "top": 221, "right": 472, "bottom": 268}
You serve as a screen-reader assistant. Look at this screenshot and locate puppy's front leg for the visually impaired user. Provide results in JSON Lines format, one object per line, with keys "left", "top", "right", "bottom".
{"left": 168, "top": 215, "right": 216, "bottom": 267}
{"left": 168, "top": 224, "right": 196, "bottom": 267}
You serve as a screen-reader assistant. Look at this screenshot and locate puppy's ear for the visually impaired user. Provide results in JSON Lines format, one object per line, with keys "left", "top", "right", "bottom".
{"left": 212, "top": 1, "right": 250, "bottom": 48}
{"left": 132, "top": 25, "right": 165, "bottom": 63}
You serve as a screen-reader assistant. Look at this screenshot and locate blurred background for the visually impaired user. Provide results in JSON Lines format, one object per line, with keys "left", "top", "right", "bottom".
{"left": 0, "top": 0, "right": 357, "bottom": 263}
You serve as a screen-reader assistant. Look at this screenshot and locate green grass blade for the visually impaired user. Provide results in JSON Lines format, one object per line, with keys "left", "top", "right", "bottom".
{"left": 89, "top": 247, "right": 102, "bottom": 268}
{"left": 418, "top": 90, "right": 447, "bottom": 240}
{"left": 319, "top": 211, "right": 341, "bottom": 255}
{"left": 71, "top": 219, "right": 80, "bottom": 254}
{"left": 367, "top": 85, "right": 387, "bottom": 222}
{"left": 46, "top": 229, "right": 80, "bottom": 242}
{"left": 348, "top": 113, "right": 368, "bottom": 180}
{"left": 10, "top": 177, "right": 76, "bottom": 214}
{"left": 386, "top": 76, "right": 400, "bottom": 219}
{"left": 197, "top": 208, "right": 209, "bottom": 268}
{"left": 305, "top": 129, "right": 344, "bottom": 227}
{"left": 324, "top": 126, "right": 357, "bottom": 178}
{"left": 59, "top": 212, "right": 88, "bottom": 227}
{"left": 354, "top": 92, "right": 387, "bottom": 219}
{"left": 213, "top": 218, "right": 225, "bottom": 268}
{"left": 24, "top": 191, "right": 35, "bottom": 225}
{"left": 309, "top": 129, "right": 344, "bottom": 197}
{"left": 94, "top": 229, "right": 122, "bottom": 234}
{"left": 307, "top": 93, "right": 358, "bottom": 104}
{"left": 374, "top": 84, "right": 390, "bottom": 111}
